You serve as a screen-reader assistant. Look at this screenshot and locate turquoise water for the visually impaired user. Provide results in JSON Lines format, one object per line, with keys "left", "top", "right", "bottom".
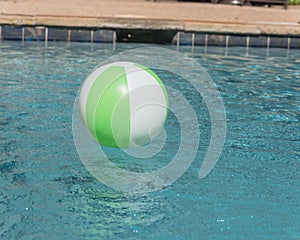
{"left": 0, "top": 41, "right": 299, "bottom": 239}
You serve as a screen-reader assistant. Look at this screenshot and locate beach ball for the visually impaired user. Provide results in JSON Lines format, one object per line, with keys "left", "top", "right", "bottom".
{"left": 79, "top": 61, "right": 168, "bottom": 148}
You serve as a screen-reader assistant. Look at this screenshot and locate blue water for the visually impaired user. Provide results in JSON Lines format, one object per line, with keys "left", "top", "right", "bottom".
{"left": 0, "top": 41, "right": 299, "bottom": 239}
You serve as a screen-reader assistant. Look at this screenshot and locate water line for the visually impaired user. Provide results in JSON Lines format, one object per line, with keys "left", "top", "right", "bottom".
{"left": 191, "top": 33, "right": 195, "bottom": 55}
{"left": 45, "top": 27, "right": 48, "bottom": 47}
{"left": 286, "top": 37, "right": 291, "bottom": 57}
{"left": 225, "top": 35, "right": 229, "bottom": 56}
{"left": 177, "top": 32, "right": 180, "bottom": 51}
{"left": 246, "top": 35, "right": 250, "bottom": 56}
{"left": 266, "top": 35, "right": 270, "bottom": 57}
{"left": 204, "top": 34, "right": 208, "bottom": 54}
{"left": 67, "top": 30, "right": 71, "bottom": 43}
{"left": 113, "top": 31, "right": 117, "bottom": 50}
{"left": 22, "top": 27, "right": 25, "bottom": 45}
{"left": 91, "top": 30, "right": 94, "bottom": 45}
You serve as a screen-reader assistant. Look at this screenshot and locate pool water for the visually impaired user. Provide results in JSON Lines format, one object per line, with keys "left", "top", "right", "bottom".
{"left": 0, "top": 41, "right": 299, "bottom": 239}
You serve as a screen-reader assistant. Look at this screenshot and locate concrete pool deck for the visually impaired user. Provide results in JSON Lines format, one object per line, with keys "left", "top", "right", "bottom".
{"left": 0, "top": 0, "right": 300, "bottom": 36}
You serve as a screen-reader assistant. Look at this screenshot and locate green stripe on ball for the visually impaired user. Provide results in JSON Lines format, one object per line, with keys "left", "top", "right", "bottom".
{"left": 86, "top": 66, "right": 131, "bottom": 148}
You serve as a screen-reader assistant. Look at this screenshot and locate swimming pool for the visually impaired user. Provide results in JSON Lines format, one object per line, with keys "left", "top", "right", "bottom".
{"left": 0, "top": 41, "right": 299, "bottom": 239}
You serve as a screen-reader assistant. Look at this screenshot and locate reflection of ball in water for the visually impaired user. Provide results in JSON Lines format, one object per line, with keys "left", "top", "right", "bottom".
{"left": 79, "top": 61, "right": 168, "bottom": 148}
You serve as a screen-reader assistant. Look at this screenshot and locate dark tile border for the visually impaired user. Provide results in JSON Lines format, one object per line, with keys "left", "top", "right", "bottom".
{"left": 0, "top": 25, "right": 300, "bottom": 48}
{"left": 0, "top": 26, "right": 114, "bottom": 43}
{"left": 175, "top": 32, "right": 300, "bottom": 48}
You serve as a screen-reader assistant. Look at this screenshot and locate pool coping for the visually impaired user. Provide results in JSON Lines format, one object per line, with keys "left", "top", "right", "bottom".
{"left": 1, "top": 13, "right": 300, "bottom": 37}
{"left": 0, "top": 0, "right": 299, "bottom": 46}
